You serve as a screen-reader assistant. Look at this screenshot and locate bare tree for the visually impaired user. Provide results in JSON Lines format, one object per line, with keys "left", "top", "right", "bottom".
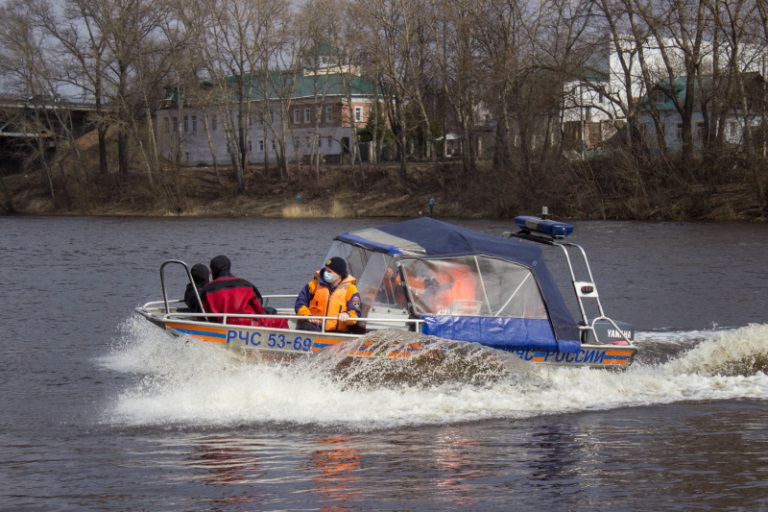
{"left": 471, "top": 0, "right": 521, "bottom": 175}
{"left": 707, "top": 0, "right": 765, "bottom": 211}
{"left": 260, "top": 18, "right": 304, "bottom": 183}
{"left": 194, "top": 0, "right": 291, "bottom": 193}
{"left": 0, "top": 0, "right": 60, "bottom": 199}
{"left": 46, "top": 0, "right": 114, "bottom": 177}
{"left": 634, "top": 0, "right": 715, "bottom": 174}
{"left": 350, "top": 0, "right": 414, "bottom": 184}
{"left": 297, "top": 0, "right": 349, "bottom": 182}
{"left": 435, "top": 0, "right": 484, "bottom": 175}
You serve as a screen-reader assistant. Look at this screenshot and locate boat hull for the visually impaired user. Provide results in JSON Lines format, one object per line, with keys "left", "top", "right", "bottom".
{"left": 137, "top": 309, "right": 637, "bottom": 368}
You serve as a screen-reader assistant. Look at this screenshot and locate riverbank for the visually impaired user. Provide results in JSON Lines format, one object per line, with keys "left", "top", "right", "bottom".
{"left": 1, "top": 164, "right": 500, "bottom": 219}
{"left": 3, "top": 160, "right": 767, "bottom": 221}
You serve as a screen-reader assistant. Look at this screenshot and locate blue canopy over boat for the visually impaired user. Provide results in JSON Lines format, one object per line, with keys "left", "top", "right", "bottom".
{"left": 335, "top": 218, "right": 581, "bottom": 353}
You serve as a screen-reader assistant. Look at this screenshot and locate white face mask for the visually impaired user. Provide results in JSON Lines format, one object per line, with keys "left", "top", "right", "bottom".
{"left": 322, "top": 270, "right": 334, "bottom": 283}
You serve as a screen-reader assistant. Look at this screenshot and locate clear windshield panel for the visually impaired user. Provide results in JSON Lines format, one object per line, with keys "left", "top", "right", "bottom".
{"left": 355, "top": 252, "right": 407, "bottom": 314}
{"left": 401, "top": 256, "right": 547, "bottom": 318}
{"left": 325, "top": 241, "right": 367, "bottom": 280}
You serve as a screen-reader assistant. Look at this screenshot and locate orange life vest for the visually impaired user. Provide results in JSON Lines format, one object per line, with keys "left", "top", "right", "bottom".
{"left": 307, "top": 275, "right": 359, "bottom": 332}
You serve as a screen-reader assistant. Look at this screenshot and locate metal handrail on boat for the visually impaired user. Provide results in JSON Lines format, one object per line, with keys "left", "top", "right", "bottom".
{"left": 159, "top": 260, "right": 201, "bottom": 315}
{"left": 137, "top": 300, "right": 424, "bottom": 334}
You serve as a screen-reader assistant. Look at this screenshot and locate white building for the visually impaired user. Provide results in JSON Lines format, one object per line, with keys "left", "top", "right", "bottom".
{"left": 562, "top": 35, "right": 768, "bottom": 149}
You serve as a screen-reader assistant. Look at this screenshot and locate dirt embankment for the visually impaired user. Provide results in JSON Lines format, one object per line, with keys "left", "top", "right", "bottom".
{"left": 1, "top": 163, "right": 473, "bottom": 219}
{"left": 3, "top": 159, "right": 768, "bottom": 221}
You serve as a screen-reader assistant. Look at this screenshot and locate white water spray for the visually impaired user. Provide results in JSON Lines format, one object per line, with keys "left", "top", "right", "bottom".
{"left": 98, "top": 318, "right": 768, "bottom": 430}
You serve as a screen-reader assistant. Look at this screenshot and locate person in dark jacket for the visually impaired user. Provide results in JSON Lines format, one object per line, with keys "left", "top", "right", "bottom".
{"left": 200, "top": 255, "right": 288, "bottom": 328}
{"left": 184, "top": 263, "right": 209, "bottom": 313}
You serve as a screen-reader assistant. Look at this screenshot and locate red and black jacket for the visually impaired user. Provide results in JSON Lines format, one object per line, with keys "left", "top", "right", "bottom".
{"left": 201, "top": 276, "right": 264, "bottom": 326}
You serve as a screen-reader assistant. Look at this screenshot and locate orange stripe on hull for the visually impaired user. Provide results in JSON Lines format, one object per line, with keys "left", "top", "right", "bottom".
{"left": 166, "top": 322, "right": 228, "bottom": 343}
{"left": 602, "top": 358, "right": 630, "bottom": 365}
{"left": 311, "top": 338, "right": 345, "bottom": 352}
{"left": 603, "top": 350, "right": 633, "bottom": 365}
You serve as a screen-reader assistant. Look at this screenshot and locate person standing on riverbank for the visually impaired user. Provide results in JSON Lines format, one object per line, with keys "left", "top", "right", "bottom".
{"left": 429, "top": 196, "right": 436, "bottom": 216}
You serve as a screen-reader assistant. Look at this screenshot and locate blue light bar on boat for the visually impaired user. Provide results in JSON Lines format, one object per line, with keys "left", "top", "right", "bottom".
{"left": 514, "top": 216, "right": 574, "bottom": 238}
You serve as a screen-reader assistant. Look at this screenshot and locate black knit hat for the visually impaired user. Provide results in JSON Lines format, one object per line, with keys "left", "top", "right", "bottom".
{"left": 325, "top": 256, "right": 347, "bottom": 278}
{"left": 190, "top": 263, "right": 210, "bottom": 285}
{"left": 210, "top": 255, "right": 232, "bottom": 279}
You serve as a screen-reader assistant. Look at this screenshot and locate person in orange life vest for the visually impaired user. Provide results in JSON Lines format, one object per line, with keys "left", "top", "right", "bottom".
{"left": 294, "top": 256, "right": 362, "bottom": 332}
{"left": 406, "top": 262, "right": 478, "bottom": 314}
{"left": 201, "top": 255, "right": 266, "bottom": 326}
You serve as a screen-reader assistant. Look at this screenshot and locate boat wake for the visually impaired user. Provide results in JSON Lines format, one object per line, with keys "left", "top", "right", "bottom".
{"left": 642, "top": 324, "right": 768, "bottom": 377}
{"left": 98, "top": 318, "right": 768, "bottom": 430}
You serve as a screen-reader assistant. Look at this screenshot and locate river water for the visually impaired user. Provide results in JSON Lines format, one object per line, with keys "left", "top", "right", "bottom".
{"left": 1, "top": 216, "right": 767, "bottom": 511}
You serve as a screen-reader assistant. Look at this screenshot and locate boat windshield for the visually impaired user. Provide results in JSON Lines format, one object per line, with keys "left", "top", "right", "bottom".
{"left": 352, "top": 251, "right": 547, "bottom": 319}
{"left": 355, "top": 252, "right": 408, "bottom": 314}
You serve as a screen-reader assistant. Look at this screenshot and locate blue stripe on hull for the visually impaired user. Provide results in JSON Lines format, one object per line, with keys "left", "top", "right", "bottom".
{"left": 171, "top": 327, "right": 227, "bottom": 340}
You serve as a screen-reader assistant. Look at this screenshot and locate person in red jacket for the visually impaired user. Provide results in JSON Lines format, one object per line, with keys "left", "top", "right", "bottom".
{"left": 201, "top": 255, "right": 285, "bottom": 327}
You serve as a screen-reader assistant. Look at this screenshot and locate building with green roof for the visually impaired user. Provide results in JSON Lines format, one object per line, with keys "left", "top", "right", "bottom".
{"left": 155, "top": 65, "right": 380, "bottom": 166}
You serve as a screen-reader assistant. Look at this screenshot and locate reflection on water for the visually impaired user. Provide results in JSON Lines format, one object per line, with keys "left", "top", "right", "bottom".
{"left": 309, "top": 435, "right": 363, "bottom": 510}
{"left": 431, "top": 431, "right": 481, "bottom": 508}
{"left": 188, "top": 435, "right": 264, "bottom": 510}
{"left": 526, "top": 426, "right": 581, "bottom": 484}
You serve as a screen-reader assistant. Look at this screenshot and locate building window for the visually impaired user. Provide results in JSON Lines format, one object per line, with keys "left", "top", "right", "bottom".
{"left": 318, "top": 138, "right": 322, "bottom": 148}
{"left": 163, "top": 117, "right": 170, "bottom": 132}
{"left": 248, "top": 140, "right": 252, "bottom": 152}
{"left": 172, "top": 117, "right": 178, "bottom": 132}
{"left": 676, "top": 123, "right": 683, "bottom": 141}
{"left": 271, "top": 139, "right": 276, "bottom": 150}
{"left": 192, "top": 115, "right": 197, "bottom": 132}
{"left": 695, "top": 122, "right": 705, "bottom": 141}
{"left": 304, "top": 108, "right": 311, "bottom": 123}
{"left": 294, "top": 109, "right": 301, "bottom": 124}
{"left": 729, "top": 121, "right": 739, "bottom": 139}
{"left": 652, "top": 90, "right": 665, "bottom": 104}
{"left": 354, "top": 106, "right": 363, "bottom": 122}
{"left": 326, "top": 136, "right": 333, "bottom": 148}
{"left": 326, "top": 106, "right": 333, "bottom": 122}
{"left": 258, "top": 139, "right": 264, "bottom": 152}
{"left": 183, "top": 115, "right": 189, "bottom": 133}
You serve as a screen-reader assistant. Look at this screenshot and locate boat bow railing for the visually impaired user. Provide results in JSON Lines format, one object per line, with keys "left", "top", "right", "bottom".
{"left": 137, "top": 298, "right": 425, "bottom": 335}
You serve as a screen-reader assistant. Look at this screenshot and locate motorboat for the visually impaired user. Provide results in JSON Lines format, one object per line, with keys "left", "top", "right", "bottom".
{"left": 136, "top": 216, "right": 638, "bottom": 368}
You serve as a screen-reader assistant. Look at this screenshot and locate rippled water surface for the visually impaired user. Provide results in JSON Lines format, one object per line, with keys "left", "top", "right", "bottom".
{"left": 1, "top": 216, "right": 768, "bottom": 511}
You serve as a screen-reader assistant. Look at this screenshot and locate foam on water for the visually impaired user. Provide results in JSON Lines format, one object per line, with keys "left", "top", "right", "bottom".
{"left": 98, "top": 318, "right": 768, "bottom": 430}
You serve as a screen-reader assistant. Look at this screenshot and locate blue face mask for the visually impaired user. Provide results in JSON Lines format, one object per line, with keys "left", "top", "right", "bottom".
{"left": 322, "top": 270, "right": 334, "bottom": 283}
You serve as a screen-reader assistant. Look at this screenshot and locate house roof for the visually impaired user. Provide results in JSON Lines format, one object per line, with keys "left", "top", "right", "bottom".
{"left": 639, "top": 75, "right": 709, "bottom": 111}
{"left": 230, "top": 71, "right": 378, "bottom": 102}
